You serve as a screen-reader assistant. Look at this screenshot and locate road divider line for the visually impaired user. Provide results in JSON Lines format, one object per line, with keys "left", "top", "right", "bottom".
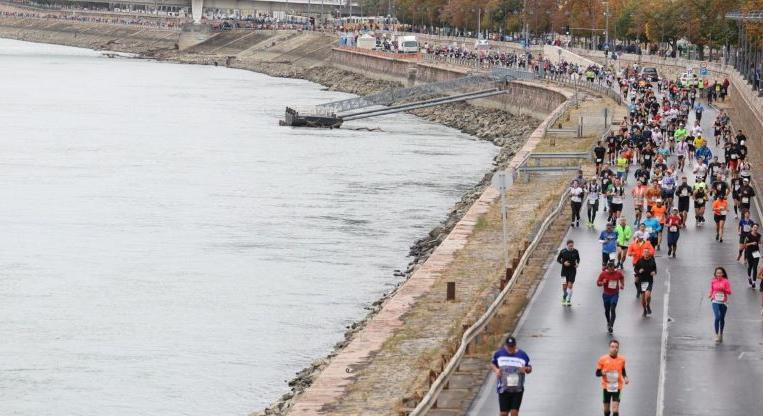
{"left": 656, "top": 267, "right": 672, "bottom": 416}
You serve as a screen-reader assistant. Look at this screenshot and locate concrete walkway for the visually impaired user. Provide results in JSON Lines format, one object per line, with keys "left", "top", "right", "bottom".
{"left": 469, "top": 98, "right": 763, "bottom": 415}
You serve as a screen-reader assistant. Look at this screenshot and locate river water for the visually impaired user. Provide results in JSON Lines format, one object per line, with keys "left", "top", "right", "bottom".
{"left": 0, "top": 38, "right": 496, "bottom": 415}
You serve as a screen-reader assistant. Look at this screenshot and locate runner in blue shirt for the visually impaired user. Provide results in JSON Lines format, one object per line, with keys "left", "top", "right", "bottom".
{"left": 492, "top": 336, "right": 532, "bottom": 416}
{"left": 642, "top": 211, "right": 662, "bottom": 248}
{"left": 599, "top": 222, "right": 618, "bottom": 268}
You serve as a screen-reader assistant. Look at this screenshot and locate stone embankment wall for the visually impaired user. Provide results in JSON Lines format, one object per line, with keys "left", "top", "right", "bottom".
{"left": 330, "top": 48, "right": 567, "bottom": 119}
{"left": 0, "top": 16, "right": 179, "bottom": 53}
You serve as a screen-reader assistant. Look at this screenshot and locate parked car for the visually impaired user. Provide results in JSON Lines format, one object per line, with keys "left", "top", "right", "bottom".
{"left": 640, "top": 67, "right": 659, "bottom": 81}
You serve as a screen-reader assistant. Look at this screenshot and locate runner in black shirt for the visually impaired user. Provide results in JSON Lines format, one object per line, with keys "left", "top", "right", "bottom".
{"left": 676, "top": 177, "right": 693, "bottom": 226}
{"left": 594, "top": 141, "right": 607, "bottom": 174}
{"left": 739, "top": 178, "right": 756, "bottom": 213}
{"left": 557, "top": 240, "right": 580, "bottom": 306}
{"left": 707, "top": 156, "right": 724, "bottom": 180}
{"left": 711, "top": 174, "right": 729, "bottom": 200}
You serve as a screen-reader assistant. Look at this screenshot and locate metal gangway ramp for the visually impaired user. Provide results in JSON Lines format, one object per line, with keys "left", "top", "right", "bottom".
{"left": 316, "top": 67, "right": 538, "bottom": 115}
{"left": 281, "top": 68, "right": 538, "bottom": 127}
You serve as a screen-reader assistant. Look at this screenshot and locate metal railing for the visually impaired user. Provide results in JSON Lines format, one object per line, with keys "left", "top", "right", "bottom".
{"left": 409, "top": 187, "right": 570, "bottom": 416}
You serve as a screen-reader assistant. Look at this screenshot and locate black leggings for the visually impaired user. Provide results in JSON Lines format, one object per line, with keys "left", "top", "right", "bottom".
{"left": 747, "top": 255, "right": 759, "bottom": 278}
{"left": 603, "top": 295, "right": 618, "bottom": 326}
{"left": 588, "top": 202, "right": 599, "bottom": 223}
{"left": 571, "top": 201, "right": 582, "bottom": 223}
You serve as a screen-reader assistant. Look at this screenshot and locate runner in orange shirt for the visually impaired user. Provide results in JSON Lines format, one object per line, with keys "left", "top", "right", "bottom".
{"left": 631, "top": 181, "right": 647, "bottom": 226}
{"left": 596, "top": 339, "right": 629, "bottom": 416}
{"left": 644, "top": 180, "right": 662, "bottom": 213}
{"left": 712, "top": 196, "right": 729, "bottom": 243}
{"left": 651, "top": 199, "right": 668, "bottom": 250}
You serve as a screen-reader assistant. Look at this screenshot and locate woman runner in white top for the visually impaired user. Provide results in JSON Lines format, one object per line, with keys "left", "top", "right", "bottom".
{"left": 570, "top": 180, "right": 585, "bottom": 228}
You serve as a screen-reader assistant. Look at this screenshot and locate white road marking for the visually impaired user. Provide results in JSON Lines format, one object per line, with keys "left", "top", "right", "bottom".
{"left": 656, "top": 267, "right": 672, "bottom": 416}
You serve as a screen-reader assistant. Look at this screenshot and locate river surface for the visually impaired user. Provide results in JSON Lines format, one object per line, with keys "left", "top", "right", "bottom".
{"left": 0, "top": 38, "right": 497, "bottom": 415}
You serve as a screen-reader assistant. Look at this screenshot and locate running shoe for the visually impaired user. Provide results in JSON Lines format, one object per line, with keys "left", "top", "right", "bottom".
{"left": 647, "top": 305, "right": 652, "bottom": 315}
{"left": 607, "top": 326, "right": 613, "bottom": 334}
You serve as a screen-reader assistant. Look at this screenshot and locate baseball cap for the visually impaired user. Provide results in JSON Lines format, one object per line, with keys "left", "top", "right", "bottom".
{"left": 505, "top": 336, "right": 517, "bottom": 346}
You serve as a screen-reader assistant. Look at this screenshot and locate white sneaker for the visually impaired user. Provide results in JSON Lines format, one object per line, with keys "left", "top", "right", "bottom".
{"left": 714, "top": 334, "right": 721, "bottom": 343}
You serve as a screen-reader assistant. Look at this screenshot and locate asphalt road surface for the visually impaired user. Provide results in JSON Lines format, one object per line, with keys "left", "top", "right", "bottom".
{"left": 468, "top": 99, "right": 763, "bottom": 415}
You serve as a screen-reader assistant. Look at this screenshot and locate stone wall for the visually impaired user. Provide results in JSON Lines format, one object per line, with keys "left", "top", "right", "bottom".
{"left": 330, "top": 47, "right": 568, "bottom": 120}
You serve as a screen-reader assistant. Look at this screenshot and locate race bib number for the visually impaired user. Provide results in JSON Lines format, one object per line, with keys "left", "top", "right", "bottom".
{"left": 731, "top": 154, "right": 738, "bottom": 159}
{"left": 646, "top": 227, "right": 654, "bottom": 234}
{"left": 744, "top": 225, "right": 751, "bottom": 232}
{"left": 596, "top": 158, "right": 603, "bottom": 163}
{"left": 753, "top": 251, "right": 761, "bottom": 259}
{"left": 641, "top": 282, "right": 650, "bottom": 291}
{"left": 589, "top": 199, "right": 597, "bottom": 205}
{"left": 613, "top": 197, "right": 623, "bottom": 204}
{"left": 713, "top": 292, "right": 726, "bottom": 303}
{"left": 742, "top": 197, "right": 750, "bottom": 204}
{"left": 609, "top": 252, "right": 617, "bottom": 260}
{"left": 681, "top": 190, "right": 689, "bottom": 197}
{"left": 720, "top": 210, "right": 728, "bottom": 216}
{"left": 607, "top": 280, "right": 618, "bottom": 289}
{"left": 571, "top": 196, "right": 582, "bottom": 202}
{"left": 670, "top": 226, "right": 678, "bottom": 232}
{"left": 503, "top": 372, "right": 520, "bottom": 387}
{"left": 645, "top": 155, "right": 651, "bottom": 160}
{"left": 696, "top": 198, "right": 704, "bottom": 203}
{"left": 562, "top": 277, "right": 568, "bottom": 284}
{"left": 605, "top": 371, "right": 619, "bottom": 392}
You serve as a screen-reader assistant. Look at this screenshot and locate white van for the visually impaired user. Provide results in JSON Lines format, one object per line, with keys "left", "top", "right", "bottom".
{"left": 397, "top": 35, "right": 418, "bottom": 54}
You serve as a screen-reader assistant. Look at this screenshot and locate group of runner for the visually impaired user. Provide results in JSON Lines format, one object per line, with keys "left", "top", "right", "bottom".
{"left": 493, "top": 63, "right": 762, "bottom": 416}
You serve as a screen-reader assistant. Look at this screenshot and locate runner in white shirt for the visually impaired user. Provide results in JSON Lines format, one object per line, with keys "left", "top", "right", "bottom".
{"left": 694, "top": 159, "right": 709, "bottom": 182}
{"left": 570, "top": 180, "right": 584, "bottom": 228}
{"left": 675, "top": 140, "right": 689, "bottom": 171}
{"left": 692, "top": 122, "right": 703, "bottom": 138}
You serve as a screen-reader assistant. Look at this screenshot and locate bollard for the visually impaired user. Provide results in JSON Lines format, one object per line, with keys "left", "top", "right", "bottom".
{"left": 446, "top": 281, "right": 456, "bottom": 300}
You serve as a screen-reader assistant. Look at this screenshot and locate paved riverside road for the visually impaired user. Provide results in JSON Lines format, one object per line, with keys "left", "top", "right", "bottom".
{"left": 468, "top": 103, "right": 763, "bottom": 415}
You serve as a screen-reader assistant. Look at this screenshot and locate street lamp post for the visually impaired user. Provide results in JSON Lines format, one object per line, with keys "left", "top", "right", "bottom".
{"left": 604, "top": 1, "right": 609, "bottom": 66}
{"left": 523, "top": 0, "right": 528, "bottom": 48}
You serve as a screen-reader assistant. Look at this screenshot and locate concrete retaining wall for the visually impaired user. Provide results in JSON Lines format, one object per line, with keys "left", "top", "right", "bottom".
{"left": 544, "top": 44, "right": 598, "bottom": 68}
{"left": 330, "top": 47, "right": 568, "bottom": 119}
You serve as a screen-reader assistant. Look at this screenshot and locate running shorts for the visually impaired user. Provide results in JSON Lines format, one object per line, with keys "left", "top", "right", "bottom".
{"left": 714, "top": 214, "right": 727, "bottom": 223}
{"left": 499, "top": 390, "right": 524, "bottom": 411}
{"left": 695, "top": 201, "right": 706, "bottom": 209}
{"left": 661, "top": 189, "right": 675, "bottom": 199}
{"left": 728, "top": 160, "right": 738, "bottom": 171}
{"left": 739, "top": 232, "right": 750, "bottom": 244}
{"left": 678, "top": 199, "right": 690, "bottom": 212}
{"left": 603, "top": 390, "right": 621, "bottom": 403}
{"left": 610, "top": 203, "right": 623, "bottom": 212}
{"left": 561, "top": 268, "right": 577, "bottom": 283}
{"left": 638, "top": 278, "right": 654, "bottom": 292}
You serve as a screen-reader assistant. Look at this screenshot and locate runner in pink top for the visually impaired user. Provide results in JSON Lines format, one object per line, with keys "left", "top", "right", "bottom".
{"left": 708, "top": 267, "right": 732, "bottom": 343}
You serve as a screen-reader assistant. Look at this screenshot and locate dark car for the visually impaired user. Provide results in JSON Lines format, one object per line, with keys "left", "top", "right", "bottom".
{"left": 640, "top": 67, "right": 659, "bottom": 81}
